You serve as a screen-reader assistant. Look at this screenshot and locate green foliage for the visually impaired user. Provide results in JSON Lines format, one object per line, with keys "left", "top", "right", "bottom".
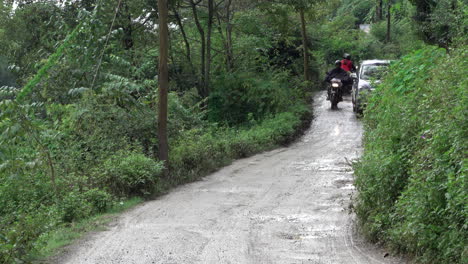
{"left": 0, "top": 57, "right": 15, "bottom": 87}
{"left": 336, "top": 0, "right": 374, "bottom": 24}
{"left": 354, "top": 47, "right": 467, "bottom": 263}
{"left": 369, "top": 18, "right": 425, "bottom": 57}
{"left": 208, "top": 71, "right": 305, "bottom": 124}
{"left": 16, "top": 23, "right": 82, "bottom": 103}
{"left": 408, "top": 0, "right": 467, "bottom": 47}
{"left": 97, "top": 152, "right": 164, "bottom": 197}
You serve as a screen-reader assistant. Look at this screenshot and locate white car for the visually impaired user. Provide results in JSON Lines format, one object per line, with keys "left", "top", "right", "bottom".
{"left": 352, "top": 60, "right": 391, "bottom": 114}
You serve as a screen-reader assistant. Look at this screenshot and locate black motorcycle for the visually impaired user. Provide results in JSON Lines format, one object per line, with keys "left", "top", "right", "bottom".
{"left": 328, "top": 78, "right": 342, "bottom": 109}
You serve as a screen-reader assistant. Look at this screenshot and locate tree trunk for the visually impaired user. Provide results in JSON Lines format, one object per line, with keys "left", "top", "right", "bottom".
{"left": 157, "top": 0, "right": 169, "bottom": 166}
{"left": 205, "top": 0, "right": 214, "bottom": 97}
{"left": 122, "top": 2, "right": 134, "bottom": 50}
{"left": 299, "top": 9, "right": 310, "bottom": 82}
{"left": 376, "top": 0, "right": 383, "bottom": 21}
{"left": 225, "top": 0, "right": 234, "bottom": 71}
{"left": 190, "top": 0, "right": 206, "bottom": 98}
{"left": 386, "top": 2, "right": 391, "bottom": 42}
{"left": 172, "top": 6, "right": 194, "bottom": 71}
{"left": 215, "top": 0, "right": 234, "bottom": 72}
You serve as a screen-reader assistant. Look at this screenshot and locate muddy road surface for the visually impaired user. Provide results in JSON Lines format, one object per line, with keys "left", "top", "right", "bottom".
{"left": 57, "top": 92, "right": 406, "bottom": 264}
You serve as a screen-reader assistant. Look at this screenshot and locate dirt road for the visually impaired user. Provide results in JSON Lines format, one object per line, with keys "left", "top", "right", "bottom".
{"left": 57, "top": 92, "right": 406, "bottom": 264}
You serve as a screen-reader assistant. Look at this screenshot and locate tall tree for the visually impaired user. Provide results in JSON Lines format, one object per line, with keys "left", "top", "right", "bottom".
{"left": 386, "top": 0, "right": 391, "bottom": 42}
{"left": 205, "top": 0, "right": 214, "bottom": 96}
{"left": 376, "top": 0, "right": 383, "bottom": 21}
{"left": 286, "top": 0, "right": 318, "bottom": 82}
{"left": 172, "top": 4, "right": 194, "bottom": 70}
{"left": 158, "top": 0, "right": 169, "bottom": 166}
{"left": 224, "top": 0, "right": 234, "bottom": 71}
{"left": 189, "top": 0, "right": 207, "bottom": 98}
{"left": 299, "top": 8, "right": 310, "bottom": 82}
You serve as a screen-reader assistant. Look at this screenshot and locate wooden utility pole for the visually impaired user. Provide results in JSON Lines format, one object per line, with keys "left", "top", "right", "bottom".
{"left": 299, "top": 8, "right": 310, "bottom": 82}
{"left": 158, "top": 0, "right": 169, "bottom": 166}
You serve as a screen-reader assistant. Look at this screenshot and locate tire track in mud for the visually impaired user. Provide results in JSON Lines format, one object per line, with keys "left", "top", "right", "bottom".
{"left": 55, "top": 92, "right": 406, "bottom": 264}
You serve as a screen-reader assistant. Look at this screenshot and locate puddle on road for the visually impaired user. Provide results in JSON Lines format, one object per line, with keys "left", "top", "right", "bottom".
{"left": 198, "top": 186, "right": 261, "bottom": 194}
{"left": 290, "top": 160, "right": 353, "bottom": 173}
{"left": 277, "top": 226, "right": 341, "bottom": 241}
{"left": 250, "top": 213, "right": 319, "bottom": 225}
{"left": 339, "top": 183, "right": 355, "bottom": 190}
{"left": 333, "top": 179, "right": 355, "bottom": 190}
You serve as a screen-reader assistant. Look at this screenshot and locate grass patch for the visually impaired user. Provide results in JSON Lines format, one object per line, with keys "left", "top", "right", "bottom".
{"left": 32, "top": 197, "right": 143, "bottom": 261}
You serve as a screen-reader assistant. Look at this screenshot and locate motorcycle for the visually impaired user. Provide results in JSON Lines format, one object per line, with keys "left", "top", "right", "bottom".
{"left": 328, "top": 78, "right": 342, "bottom": 109}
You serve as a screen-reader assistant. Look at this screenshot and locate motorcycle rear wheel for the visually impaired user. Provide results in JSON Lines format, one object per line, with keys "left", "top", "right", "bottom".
{"left": 330, "top": 94, "right": 338, "bottom": 109}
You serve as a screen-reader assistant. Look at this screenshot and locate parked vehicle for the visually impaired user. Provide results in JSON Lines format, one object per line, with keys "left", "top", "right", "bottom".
{"left": 329, "top": 78, "right": 342, "bottom": 109}
{"left": 352, "top": 60, "right": 391, "bottom": 114}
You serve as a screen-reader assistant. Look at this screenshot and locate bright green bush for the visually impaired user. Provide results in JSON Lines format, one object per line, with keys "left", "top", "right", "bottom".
{"left": 83, "top": 188, "right": 115, "bottom": 213}
{"left": 59, "top": 191, "right": 94, "bottom": 223}
{"left": 354, "top": 47, "right": 467, "bottom": 263}
{"left": 98, "top": 152, "right": 164, "bottom": 197}
{"left": 59, "top": 189, "right": 114, "bottom": 222}
{"left": 0, "top": 207, "right": 58, "bottom": 263}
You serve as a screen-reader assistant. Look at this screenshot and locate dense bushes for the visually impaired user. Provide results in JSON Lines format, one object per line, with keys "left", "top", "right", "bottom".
{"left": 171, "top": 104, "right": 310, "bottom": 183}
{"left": 97, "top": 152, "right": 164, "bottom": 197}
{"left": 208, "top": 71, "right": 306, "bottom": 124}
{"left": 354, "top": 47, "right": 467, "bottom": 263}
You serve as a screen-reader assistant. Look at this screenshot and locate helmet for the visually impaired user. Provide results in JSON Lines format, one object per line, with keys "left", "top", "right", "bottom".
{"left": 343, "top": 53, "right": 351, "bottom": 60}
{"left": 335, "top": 60, "right": 342, "bottom": 66}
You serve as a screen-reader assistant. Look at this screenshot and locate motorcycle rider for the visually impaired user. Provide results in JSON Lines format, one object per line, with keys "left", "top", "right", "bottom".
{"left": 340, "top": 53, "right": 356, "bottom": 94}
{"left": 324, "top": 60, "right": 350, "bottom": 101}
{"left": 341, "top": 53, "right": 356, "bottom": 73}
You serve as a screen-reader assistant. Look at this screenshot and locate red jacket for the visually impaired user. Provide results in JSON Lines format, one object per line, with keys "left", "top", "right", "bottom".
{"left": 341, "top": 59, "right": 355, "bottom": 72}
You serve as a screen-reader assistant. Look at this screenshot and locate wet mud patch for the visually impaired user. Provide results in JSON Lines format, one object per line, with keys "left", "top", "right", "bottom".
{"left": 277, "top": 232, "right": 301, "bottom": 240}
{"left": 290, "top": 160, "right": 351, "bottom": 173}
{"left": 333, "top": 178, "right": 354, "bottom": 189}
{"left": 277, "top": 227, "right": 337, "bottom": 241}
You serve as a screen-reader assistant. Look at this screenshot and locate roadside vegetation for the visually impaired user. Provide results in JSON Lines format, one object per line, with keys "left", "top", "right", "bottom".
{"left": 0, "top": 0, "right": 466, "bottom": 263}
{"left": 355, "top": 47, "right": 467, "bottom": 263}
{"left": 353, "top": 1, "right": 467, "bottom": 263}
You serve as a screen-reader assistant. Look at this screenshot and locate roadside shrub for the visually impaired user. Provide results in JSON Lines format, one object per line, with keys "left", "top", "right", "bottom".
{"left": 82, "top": 188, "right": 115, "bottom": 213}
{"left": 0, "top": 209, "right": 56, "bottom": 263}
{"left": 97, "top": 151, "right": 164, "bottom": 197}
{"left": 59, "top": 191, "right": 94, "bottom": 223}
{"left": 170, "top": 128, "right": 231, "bottom": 181}
{"left": 354, "top": 47, "right": 467, "bottom": 263}
{"left": 59, "top": 189, "right": 114, "bottom": 222}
